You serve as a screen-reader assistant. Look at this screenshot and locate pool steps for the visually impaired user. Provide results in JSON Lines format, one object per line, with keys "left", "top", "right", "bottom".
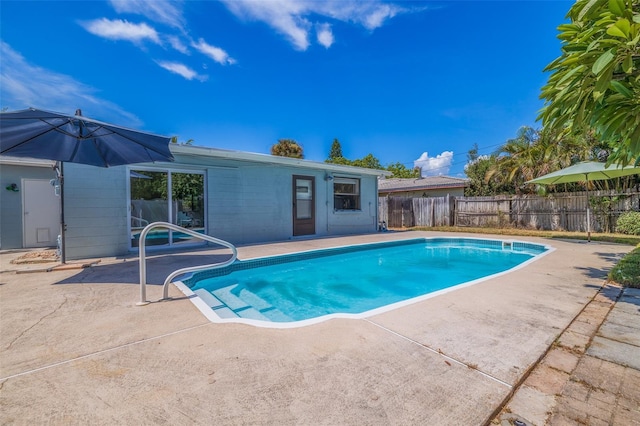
{"left": 193, "top": 287, "right": 292, "bottom": 322}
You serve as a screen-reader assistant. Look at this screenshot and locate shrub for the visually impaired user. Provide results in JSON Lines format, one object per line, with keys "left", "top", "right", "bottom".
{"left": 615, "top": 212, "right": 640, "bottom": 236}
{"left": 608, "top": 246, "right": 640, "bottom": 288}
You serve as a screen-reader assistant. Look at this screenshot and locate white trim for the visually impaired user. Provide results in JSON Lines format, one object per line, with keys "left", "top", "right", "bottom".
{"left": 0, "top": 156, "right": 56, "bottom": 168}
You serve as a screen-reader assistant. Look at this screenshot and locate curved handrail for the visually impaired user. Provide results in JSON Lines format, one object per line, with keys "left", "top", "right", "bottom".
{"left": 131, "top": 216, "right": 149, "bottom": 227}
{"left": 137, "top": 222, "right": 238, "bottom": 306}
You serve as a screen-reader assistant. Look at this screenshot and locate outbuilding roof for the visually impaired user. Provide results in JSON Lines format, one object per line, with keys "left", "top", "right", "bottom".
{"left": 378, "top": 176, "right": 468, "bottom": 193}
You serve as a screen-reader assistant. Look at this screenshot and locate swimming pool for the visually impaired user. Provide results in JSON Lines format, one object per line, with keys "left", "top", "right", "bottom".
{"left": 177, "top": 238, "right": 551, "bottom": 328}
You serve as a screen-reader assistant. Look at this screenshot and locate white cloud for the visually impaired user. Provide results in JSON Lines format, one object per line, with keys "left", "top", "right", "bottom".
{"left": 315, "top": 1, "right": 402, "bottom": 30}
{"left": 80, "top": 18, "right": 161, "bottom": 45}
{"left": 108, "top": 1, "right": 194, "bottom": 55}
{"left": 167, "top": 35, "right": 189, "bottom": 54}
{"left": 360, "top": 4, "right": 398, "bottom": 29}
{"left": 156, "top": 61, "right": 208, "bottom": 81}
{"left": 191, "top": 39, "right": 236, "bottom": 65}
{"left": 316, "top": 23, "right": 334, "bottom": 48}
{"left": 414, "top": 151, "right": 454, "bottom": 177}
{"left": 220, "top": 0, "right": 406, "bottom": 50}
{"left": 109, "top": 0, "right": 186, "bottom": 30}
{"left": 223, "top": 0, "right": 311, "bottom": 50}
{"left": 0, "top": 42, "right": 143, "bottom": 127}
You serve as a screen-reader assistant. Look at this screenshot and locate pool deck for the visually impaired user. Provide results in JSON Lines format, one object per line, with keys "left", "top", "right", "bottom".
{"left": 1, "top": 231, "right": 638, "bottom": 425}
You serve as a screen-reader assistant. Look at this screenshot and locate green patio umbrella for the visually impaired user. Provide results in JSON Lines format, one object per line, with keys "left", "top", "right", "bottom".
{"left": 526, "top": 161, "right": 640, "bottom": 241}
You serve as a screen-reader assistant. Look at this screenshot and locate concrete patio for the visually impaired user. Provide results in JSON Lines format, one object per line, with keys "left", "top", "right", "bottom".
{"left": 1, "top": 231, "right": 638, "bottom": 425}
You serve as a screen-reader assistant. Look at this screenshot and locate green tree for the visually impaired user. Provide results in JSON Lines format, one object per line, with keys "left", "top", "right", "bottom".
{"left": 326, "top": 156, "right": 353, "bottom": 166}
{"left": 327, "top": 138, "right": 343, "bottom": 161}
{"left": 271, "top": 139, "right": 304, "bottom": 159}
{"left": 464, "top": 144, "right": 512, "bottom": 196}
{"left": 539, "top": 0, "right": 640, "bottom": 165}
{"left": 352, "top": 153, "right": 383, "bottom": 169}
{"left": 326, "top": 138, "right": 352, "bottom": 165}
{"left": 386, "top": 162, "right": 421, "bottom": 178}
{"left": 325, "top": 139, "right": 408, "bottom": 173}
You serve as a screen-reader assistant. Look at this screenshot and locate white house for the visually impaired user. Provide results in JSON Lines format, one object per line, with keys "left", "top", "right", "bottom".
{"left": 1, "top": 144, "right": 389, "bottom": 260}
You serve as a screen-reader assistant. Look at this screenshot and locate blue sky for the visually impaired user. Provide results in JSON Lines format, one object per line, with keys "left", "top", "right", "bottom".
{"left": 0, "top": 0, "right": 571, "bottom": 177}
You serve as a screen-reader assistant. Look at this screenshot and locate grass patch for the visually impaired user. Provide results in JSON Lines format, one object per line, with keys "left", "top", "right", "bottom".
{"left": 608, "top": 246, "right": 640, "bottom": 288}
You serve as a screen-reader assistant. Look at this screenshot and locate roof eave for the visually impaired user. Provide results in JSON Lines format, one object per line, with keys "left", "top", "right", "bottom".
{"left": 171, "top": 144, "right": 392, "bottom": 177}
{"left": 0, "top": 155, "right": 57, "bottom": 168}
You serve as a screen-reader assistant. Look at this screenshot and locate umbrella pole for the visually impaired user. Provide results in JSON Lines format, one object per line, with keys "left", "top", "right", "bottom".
{"left": 585, "top": 175, "right": 591, "bottom": 243}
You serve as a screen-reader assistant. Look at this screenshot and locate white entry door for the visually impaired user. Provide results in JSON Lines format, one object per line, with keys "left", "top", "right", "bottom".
{"left": 23, "top": 179, "right": 60, "bottom": 248}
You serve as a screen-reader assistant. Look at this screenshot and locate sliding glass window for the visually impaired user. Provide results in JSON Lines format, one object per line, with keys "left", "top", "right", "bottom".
{"left": 130, "top": 169, "right": 205, "bottom": 248}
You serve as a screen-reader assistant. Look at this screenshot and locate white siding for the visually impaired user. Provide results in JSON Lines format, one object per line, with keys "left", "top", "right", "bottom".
{"left": 63, "top": 163, "right": 129, "bottom": 259}
{"left": 208, "top": 166, "right": 310, "bottom": 244}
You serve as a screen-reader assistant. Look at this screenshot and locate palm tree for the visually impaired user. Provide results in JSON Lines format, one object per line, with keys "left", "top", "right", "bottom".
{"left": 486, "top": 127, "right": 542, "bottom": 193}
{"left": 170, "top": 136, "right": 194, "bottom": 145}
{"left": 486, "top": 127, "right": 593, "bottom": 194}
{"left": 271, "top": 139, "right": 304, "bottom": 159}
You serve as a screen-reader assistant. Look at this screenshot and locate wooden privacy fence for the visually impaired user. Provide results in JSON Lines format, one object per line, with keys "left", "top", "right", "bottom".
{"left": 379, "top": 195, "right": 455, "bottom": 228}
{"left": 379, "top": 190, "right": 640, "bottom": 233}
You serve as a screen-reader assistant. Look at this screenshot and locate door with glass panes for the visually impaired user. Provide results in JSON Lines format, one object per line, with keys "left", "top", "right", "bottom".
{"left": 292, "top": 175, "right": 315, "bottom": 236}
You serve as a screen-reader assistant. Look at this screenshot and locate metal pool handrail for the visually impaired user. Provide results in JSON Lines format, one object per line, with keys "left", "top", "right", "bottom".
{"left": 137, "top": 222, "right": 238, "bottom": 306}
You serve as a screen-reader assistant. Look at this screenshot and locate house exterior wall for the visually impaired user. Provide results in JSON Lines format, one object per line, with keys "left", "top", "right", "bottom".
{"left": 0, "top": 163, "right": 57, "bottom": 249}
{"left": 63, "top": 163, "right": 130, "bottom": 259}
{"left": 207, "top": 165, "right": 294, "bottom": 244}
{"left": 206, "top": 164, "right": 378, "bottom": 244}
{"left": 59, "top": 154, "right": 381, "bottom": 260}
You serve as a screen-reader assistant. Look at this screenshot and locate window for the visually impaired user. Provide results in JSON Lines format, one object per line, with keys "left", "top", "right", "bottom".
{"left": 333, "top": 178, "right": 360, "bottom": 211}
{"left": 130, "top": 169, "right": 205, "bottom": 248}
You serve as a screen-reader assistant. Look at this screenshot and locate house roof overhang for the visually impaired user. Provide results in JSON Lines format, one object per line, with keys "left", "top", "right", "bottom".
{"left": 170, "top": 144, "right": 392, "bottom": 177}
{"left": 0, "top": 155, "right": 56, "bottom": 168}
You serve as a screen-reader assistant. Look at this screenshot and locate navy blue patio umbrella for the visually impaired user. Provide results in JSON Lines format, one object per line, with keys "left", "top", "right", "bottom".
{"left": 0, "top": 107, "right": 174, "bottom": 262}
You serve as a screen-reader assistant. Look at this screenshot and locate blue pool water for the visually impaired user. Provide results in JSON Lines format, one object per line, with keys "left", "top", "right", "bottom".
{"left": 184, "top": 238, "right": 548, "bottom": 325}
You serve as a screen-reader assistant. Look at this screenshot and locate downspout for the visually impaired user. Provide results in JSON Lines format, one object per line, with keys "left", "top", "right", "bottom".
{"left": 326, "top": 173, "right": 331, "bottom": 234}
{"left": 375, "top": 176, "right": 379, "bottom": 231}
